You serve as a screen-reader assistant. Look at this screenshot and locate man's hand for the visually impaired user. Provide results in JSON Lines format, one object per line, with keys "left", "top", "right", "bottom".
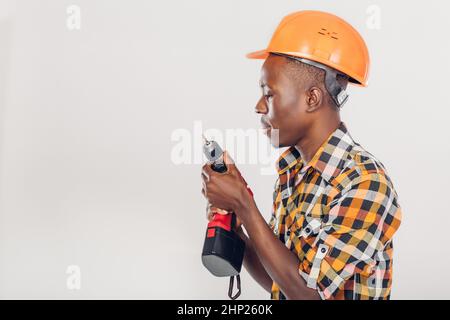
{"left": 201, "top": 151, "right": 253, "bottom": 225}
{"left": 201, "top": 152, "right": 320, "bottom": 300}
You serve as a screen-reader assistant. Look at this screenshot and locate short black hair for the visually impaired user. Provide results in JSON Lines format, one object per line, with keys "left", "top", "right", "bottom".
{"left": 277, "top": 54, "right": 348, "bottom": 110}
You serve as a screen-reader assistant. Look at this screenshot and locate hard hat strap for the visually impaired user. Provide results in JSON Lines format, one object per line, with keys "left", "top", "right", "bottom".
{"left": 272, "top": 53, "right": 349, "bottom": 108}
{"left": 323, "top": 67, "right": 349, "bottom": 108}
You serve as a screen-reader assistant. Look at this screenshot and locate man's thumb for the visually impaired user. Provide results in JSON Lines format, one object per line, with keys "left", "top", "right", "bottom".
{"left": 223, "top": 151, "right": 235, "bottom": 167}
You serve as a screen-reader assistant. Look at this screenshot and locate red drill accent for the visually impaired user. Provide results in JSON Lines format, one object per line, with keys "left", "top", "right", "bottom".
{"left": 207, "top": 228, "right": 216, "bottom": 238}
{"left": 207, "top": 212, "right": 232, "bottom": 231}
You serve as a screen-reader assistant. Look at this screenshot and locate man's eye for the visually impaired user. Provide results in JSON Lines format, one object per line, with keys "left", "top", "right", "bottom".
{"left": 264, "top": 94, "right": 273, "bottom": 99}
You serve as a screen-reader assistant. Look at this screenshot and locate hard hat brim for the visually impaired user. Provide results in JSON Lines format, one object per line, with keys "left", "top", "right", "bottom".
{"left": 246, "top": 49, "right": 269, "bottom": 59}
{"left": 246, "top": 49, "right": 367, "bottom": 87}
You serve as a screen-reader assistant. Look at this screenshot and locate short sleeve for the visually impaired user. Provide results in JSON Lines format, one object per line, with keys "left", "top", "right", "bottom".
{"left": 298, "top": 173, "right": 402, "bottom": 299}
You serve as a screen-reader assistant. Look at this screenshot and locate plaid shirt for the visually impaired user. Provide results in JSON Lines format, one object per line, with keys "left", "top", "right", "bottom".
{"left": 268, "top": 122, "right": 402, "bottom": 300}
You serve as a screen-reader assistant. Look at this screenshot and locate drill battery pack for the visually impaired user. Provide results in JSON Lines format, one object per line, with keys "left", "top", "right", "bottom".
{"left": 201, "top": 213, "right": 245, "bottom": 277}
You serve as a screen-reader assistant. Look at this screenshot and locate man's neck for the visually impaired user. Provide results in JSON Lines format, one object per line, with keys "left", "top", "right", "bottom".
{"left": 295, "top": 119, "right": 341, "bottom": 164}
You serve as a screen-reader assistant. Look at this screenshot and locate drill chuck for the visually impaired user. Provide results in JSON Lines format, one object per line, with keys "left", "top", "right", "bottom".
{"left": 203, "top": 138, "right": 227, "bottom": 173}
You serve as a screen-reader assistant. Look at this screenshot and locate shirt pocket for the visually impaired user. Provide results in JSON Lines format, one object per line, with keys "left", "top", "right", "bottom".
{"left": 291, "top": 194, "right": 327, "bottom": 242}
{"left": 288, "top": 213, "right": 323, "bottom": 260}
{"left": 297, "top": 215, "right": 322, "bottom": 240}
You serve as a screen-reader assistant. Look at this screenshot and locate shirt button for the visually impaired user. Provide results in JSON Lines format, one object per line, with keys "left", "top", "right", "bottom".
{"left": 321, "top": 247, "right": 327, "bottom": 254}
{"left": 305, "top": 227, "right": 311, "bottom": 234}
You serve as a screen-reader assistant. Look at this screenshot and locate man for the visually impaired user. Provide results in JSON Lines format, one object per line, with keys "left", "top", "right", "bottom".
{"left": 201, "top": 10, "right": 402, "bottom": 300}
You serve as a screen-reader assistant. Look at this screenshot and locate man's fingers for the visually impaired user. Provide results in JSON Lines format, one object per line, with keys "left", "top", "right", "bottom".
{"left": 202, "top": 162, "right": 214, "bottom": 178}
{"left": 201, "top": 166, "right": 210, "bottom": 181}
{"left": 201, "top": 171, "right": 209, "bottom": 182}
{"left": 211, "top": 207, "right": 228, "bottom": 215}
{"left": 207, "top": 206, "right": 228, "bottom": 221}
{"left": 235, "top": 216, "right": 242, "bottom": 229}
{"left": 208, "top": 207, "right": 228, "bottom": 216}
{"left": 201, "top": 184, "right": 206, "bottom": 198}
{"left": 223, "top": 151, "right": 241, "bottom": 178}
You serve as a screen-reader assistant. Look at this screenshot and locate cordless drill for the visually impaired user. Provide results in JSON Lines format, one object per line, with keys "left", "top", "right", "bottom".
{"left": 201, "top": 135, "right": 252, "bottom": 299}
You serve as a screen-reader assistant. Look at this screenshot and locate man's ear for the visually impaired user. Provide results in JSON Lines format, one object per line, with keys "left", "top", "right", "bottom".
{"left": 305, "top": 87, "right": 324, "bottom": 112}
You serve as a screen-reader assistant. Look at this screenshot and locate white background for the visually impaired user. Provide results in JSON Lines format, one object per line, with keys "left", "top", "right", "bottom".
{"left": 0, "top": 0, "right": 449, "bottom": 299}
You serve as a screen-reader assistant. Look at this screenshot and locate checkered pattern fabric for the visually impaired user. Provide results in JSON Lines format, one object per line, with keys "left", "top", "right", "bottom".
{"left": 268, "top": 122, "right": 402, "bottom": 300}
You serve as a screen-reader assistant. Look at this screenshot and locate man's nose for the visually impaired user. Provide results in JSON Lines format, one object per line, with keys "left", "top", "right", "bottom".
{"left": 255, "top": 97, "right": 268, "bottom": 114}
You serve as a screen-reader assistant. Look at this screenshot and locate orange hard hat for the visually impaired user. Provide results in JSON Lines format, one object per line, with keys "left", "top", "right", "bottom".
{"left": 246, "top": 10, "right": 370, "bottom": 87}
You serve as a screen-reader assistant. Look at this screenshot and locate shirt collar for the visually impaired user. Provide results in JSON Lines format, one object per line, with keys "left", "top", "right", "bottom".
{"left": 276, "top": 122, "right": 355, "bottom": 183}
